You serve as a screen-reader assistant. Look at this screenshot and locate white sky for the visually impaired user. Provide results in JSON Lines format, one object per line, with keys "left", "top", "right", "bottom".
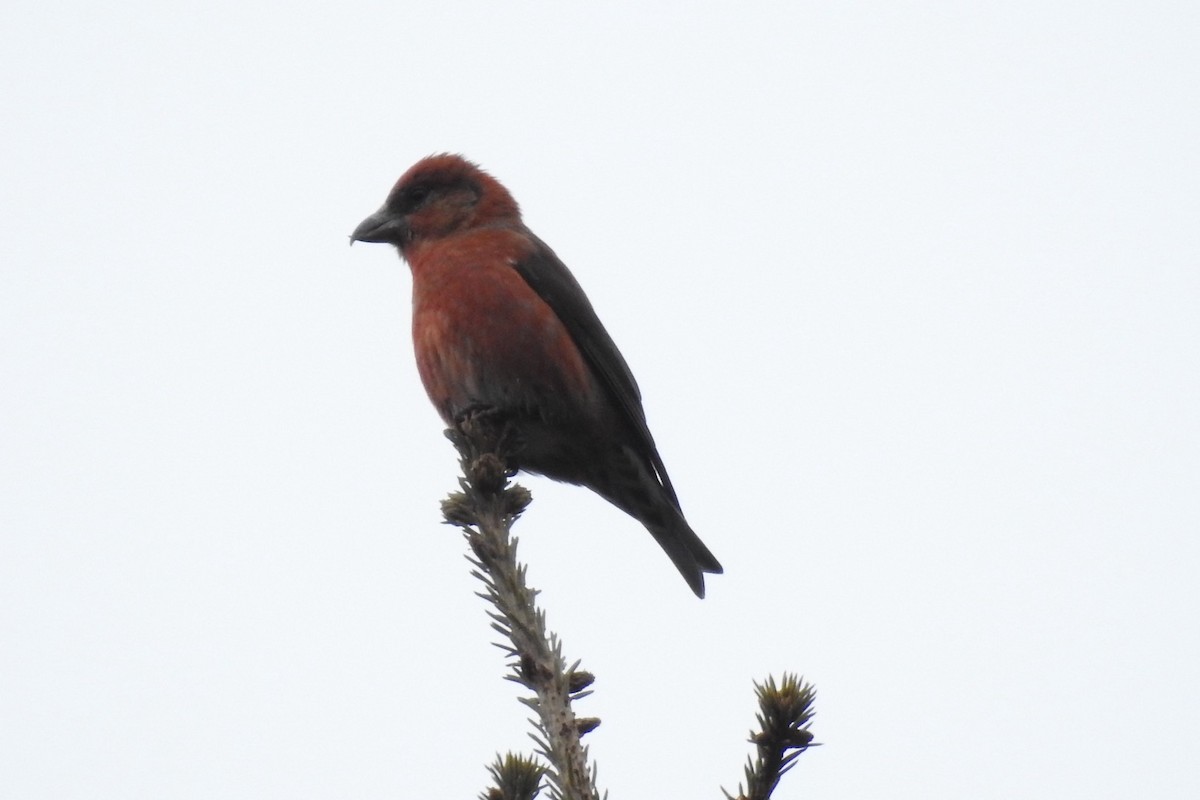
{"left": 3, "top": 2, "right": 1198, "bottom": 798}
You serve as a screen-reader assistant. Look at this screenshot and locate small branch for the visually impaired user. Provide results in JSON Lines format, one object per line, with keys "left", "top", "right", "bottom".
{"left": 442, "top": 412, "right": 603, "bottom": 800}
{"left": 480, "top": 753, "right": 545, "bottom": 800}
{"left": 726, "top": 674, "right": 817, "bottom": 800}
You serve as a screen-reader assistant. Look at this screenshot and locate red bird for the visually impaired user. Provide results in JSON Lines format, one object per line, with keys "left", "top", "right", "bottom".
{"left": 351, "top": 154, "right": 722, "bottom": 597}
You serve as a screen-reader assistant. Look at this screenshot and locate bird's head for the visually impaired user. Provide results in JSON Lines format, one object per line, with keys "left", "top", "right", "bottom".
{"left": 350, "top": 154, "right": 520, "bottom": 252}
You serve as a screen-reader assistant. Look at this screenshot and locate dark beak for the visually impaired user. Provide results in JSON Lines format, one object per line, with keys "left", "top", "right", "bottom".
{"left": 350, "top": 207, "right": 406, "bottom": 246}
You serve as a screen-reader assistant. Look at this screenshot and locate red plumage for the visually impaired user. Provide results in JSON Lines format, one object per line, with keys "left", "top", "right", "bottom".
{"left": 352, "top": 154, "right": 722, "bottom": 597}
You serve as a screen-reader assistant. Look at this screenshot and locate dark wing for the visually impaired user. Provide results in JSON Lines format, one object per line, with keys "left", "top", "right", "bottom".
{"left": 510, "top": 229, "right": 681, "bottom": 508}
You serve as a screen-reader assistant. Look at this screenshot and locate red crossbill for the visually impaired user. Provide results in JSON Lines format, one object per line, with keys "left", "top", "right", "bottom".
{"left": 351, "top": 154, "right": 722, "bottom": 597}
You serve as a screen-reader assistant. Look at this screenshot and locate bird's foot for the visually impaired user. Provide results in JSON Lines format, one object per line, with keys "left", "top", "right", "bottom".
{"left": 448, "top": 405, "right": 522, "bottom": 478}
{"left": 453, "top": 403, "right": 507, "bottom": 428}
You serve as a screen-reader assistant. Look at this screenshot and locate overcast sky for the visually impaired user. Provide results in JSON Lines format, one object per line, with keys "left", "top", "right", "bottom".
{"left": 3, "top": 2, "right": 1198, "bottom": 798}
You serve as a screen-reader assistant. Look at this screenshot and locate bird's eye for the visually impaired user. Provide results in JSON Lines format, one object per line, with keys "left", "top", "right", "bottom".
{"left": 408, "top": 186, "right": 430, "bottom": 205}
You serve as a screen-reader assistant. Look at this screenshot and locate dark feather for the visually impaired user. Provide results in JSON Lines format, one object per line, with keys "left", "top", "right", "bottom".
{"left": 508, "top": 230, "right": 682, "bottom": 509}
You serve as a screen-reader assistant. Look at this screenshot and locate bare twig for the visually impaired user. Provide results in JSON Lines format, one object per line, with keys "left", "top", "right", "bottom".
{"left": 442, "top": 413, "right": 603, "bottom": 800}
{"left": 442, "top": 414, "right": 816, "bottom": 800}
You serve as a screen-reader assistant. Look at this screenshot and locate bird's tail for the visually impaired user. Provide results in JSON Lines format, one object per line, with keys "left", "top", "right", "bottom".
{"left": 645, "top": 511, "right": 723, "bottom": 598}
{"left": 590, "top": 447, "right": 723, "bottom": 598}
